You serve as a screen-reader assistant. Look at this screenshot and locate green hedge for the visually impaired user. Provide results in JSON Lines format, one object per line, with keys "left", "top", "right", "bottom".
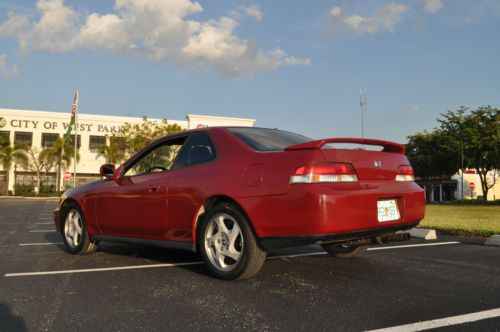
{"left": 447, "top": 199, "right": 500, "bottom": 206}
{"left": 14, "top": 184, "right": 57, "bottom": 196}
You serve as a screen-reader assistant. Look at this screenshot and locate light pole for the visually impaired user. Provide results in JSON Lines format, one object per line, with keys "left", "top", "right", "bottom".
{"left": 461, "top": 143, "right": 464, "bottom": 199}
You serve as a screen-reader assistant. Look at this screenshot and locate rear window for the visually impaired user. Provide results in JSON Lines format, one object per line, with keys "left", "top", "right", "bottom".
{"left": 228, "top": 127, "right": 312, "bottom": 151}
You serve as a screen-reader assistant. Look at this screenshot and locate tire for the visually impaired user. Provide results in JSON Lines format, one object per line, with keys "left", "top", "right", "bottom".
{"left": 199, "top": 203, "right": 267, "bottom": 280}
{"left": 61, "top": 202, "right": 98, "bottom": 255}
{"left": 321, "top": 243, "right": 367, "bottom": 258}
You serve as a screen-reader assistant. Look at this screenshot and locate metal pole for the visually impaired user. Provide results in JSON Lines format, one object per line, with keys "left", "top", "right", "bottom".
{"left": 56, "top": 150, "right": 62, "bottom": 193}
{"left": 461, "top": 143, "right": 464, "bottom": 199}
{"left": 359, "top": 89, "right": 366, "bottom": 138}
{"left": 360, "top": 89, "right": 366, "bottom": 139}
{"left": 73, "top": 89, "right": 78, "bottom": 188}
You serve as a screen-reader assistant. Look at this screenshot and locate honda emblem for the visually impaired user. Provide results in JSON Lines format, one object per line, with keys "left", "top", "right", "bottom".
{"left": 374, "top": 160, "right": 382, "bottom": 168}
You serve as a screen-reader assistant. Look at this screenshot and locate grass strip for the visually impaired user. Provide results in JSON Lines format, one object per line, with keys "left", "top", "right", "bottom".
{"left": 418, "top": 205, "right": 500, "bottom": 237}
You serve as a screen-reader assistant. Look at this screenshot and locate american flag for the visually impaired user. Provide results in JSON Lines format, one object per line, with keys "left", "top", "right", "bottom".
{"left": 64, "top": 90, "right": 79, "bottom": 139}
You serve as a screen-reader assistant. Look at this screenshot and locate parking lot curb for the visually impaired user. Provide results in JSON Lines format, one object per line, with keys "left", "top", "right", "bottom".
{"left": 0, "top": 196, "right": 59, "bottom": 200}
{"left": 485, "top": 235, "right": 500, "bottom": 247}
{"left": 409, "top": 228, "right": 437, "bottom": 240}
{"left": 24, "top": 197, "right": 59, "bottom": 200}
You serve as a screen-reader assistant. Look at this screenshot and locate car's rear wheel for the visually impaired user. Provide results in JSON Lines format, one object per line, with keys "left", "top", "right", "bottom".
{"left": 321, "top": 242, "right": 367, "bottom": 258}
{"left": 199, "top": 203, "right": 267, "bottom": 280}
{"left": 62, "top": 202, "right": 98, "bottom": 255}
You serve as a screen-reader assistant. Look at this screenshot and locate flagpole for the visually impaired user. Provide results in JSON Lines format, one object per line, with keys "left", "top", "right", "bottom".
{"left": 73, "top": 89, "right": 78, "bottom": 188}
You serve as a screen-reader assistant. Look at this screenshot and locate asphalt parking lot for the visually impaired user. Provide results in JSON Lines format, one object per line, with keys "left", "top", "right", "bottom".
{"left": 0, "top": 199, "right": 499, "bottom": 331}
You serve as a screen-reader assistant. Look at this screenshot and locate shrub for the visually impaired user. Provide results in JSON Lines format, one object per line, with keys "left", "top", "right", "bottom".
{"left": 447, "top": 199, "right": 500, "bottom": 206}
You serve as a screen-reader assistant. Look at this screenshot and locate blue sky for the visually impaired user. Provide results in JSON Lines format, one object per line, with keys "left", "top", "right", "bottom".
{"left": 0, "top": 0, "right": 499, "bottom": 142}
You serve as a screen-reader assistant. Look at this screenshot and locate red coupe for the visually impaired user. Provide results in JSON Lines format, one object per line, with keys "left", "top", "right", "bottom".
{"left": 54, "top": 127, "right": 425, "bottom": 280}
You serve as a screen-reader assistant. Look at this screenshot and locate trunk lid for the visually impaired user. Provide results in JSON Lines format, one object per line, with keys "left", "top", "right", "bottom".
{"left": 285, "top": 138, "right": 409, "bottom": 181}
{"left": 320, "top": 148, "right": 409, "bottom": 180}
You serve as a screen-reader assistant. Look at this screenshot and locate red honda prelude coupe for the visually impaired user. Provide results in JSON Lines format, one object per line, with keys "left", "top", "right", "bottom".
{"left": 54, "top": 127, "right": 425, "bottom": 280}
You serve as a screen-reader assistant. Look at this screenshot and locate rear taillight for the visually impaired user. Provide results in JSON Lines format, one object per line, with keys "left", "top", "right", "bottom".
{"left": 291, "top": 163, "right": 358, "bottom": 184}
{"left": 395, "top": 165, "right": 414, "bottom": 182}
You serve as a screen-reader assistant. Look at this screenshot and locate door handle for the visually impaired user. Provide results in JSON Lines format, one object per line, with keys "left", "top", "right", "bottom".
{"left": 148, "top": 186, "right": 160, "bottom": 193}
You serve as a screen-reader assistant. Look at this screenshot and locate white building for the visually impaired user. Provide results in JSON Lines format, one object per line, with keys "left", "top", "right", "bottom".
{"left": 0, "top": 108, "right": 255, "bottom": 194}
{"left": 452, "top": 170, "right": 500, "bottom": 201}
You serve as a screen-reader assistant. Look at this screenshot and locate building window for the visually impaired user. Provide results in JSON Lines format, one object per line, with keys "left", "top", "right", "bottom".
{"left": 41, "top": 133, "right": 59, "bottom": 148}
{"left": 65, "top": 134, "right": 81, "bottom": 149}
{"left": 0, "top": 131, "right": 9, "bottom": 143}
{"left": 14, "top": 132, "right": 33, "bottom": 147}
{"left": 89, "top": 135, "right": 106, "bottom": 152}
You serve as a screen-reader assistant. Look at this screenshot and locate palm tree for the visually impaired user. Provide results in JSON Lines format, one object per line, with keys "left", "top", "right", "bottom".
{"left": 0, "top": 136, "right": 28, "bottom": 195}
{"left": 96, "top": 142, "right": 125, "bottom": 165}
{"left": 51, "top": 137, "right": 80, "bottom": 192}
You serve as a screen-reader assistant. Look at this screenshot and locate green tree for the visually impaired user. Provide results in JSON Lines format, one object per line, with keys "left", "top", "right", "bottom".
{"left": 0, "top": 136, "right": 28, "bottom": 195}
{"left": 96, "top": 139, "right": 126, "bottom": 165}
{"left": 108, "top": 117, "right": 184, "bottom": 159}
{"left": 22, "top": 147, "right": 56, "bottom": 196}
{"left": 406, "top": 130, "right": 458, "bottom": 182}
{"left": 50, "top": 137, "right": 80, "bottom": 192}
{"left": 438, "top": 106, "right": 500, "bottom": 200}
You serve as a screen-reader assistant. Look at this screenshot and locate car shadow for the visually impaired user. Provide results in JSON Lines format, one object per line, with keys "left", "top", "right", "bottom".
{"left": 43, "top": 233, "right": 333, "bottom": 279}
{"left": 0, "top": 302, "right": 27, "bottom": 332}
{"left": 42, "top": 232, "right": 66, "bottom": 251}
{"left": 96, "top": 242, "right": 214, "bottom": 277}
{"left": 45, "top": 232, "right": 212, "bottom": 277}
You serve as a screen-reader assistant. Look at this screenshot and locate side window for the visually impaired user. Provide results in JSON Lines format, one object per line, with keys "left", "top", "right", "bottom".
{"left": 174, "top": 132, "right": 216, "bottom": 169}
{"left": 123, "top": 137, "right": 186, "bottom": 177}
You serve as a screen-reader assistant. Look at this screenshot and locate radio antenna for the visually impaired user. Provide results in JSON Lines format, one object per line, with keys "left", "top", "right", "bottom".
{"left": 359, "top": 89, "right": 366, "bottom": 139}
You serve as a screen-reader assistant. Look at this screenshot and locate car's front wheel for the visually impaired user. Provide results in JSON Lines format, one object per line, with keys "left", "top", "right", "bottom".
{"left": 199, "top": 203, "right": 267, "bottom": 280}
{"left": 62, "top": 202, "right": 98, "bottom": 255}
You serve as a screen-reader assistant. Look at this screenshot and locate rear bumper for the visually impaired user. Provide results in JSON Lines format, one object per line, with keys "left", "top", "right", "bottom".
{"left": 239, "top": 181, "right": 425, "bottom": 239}
{"left": 260, "top": 222, "right": 418, "bottom": 251}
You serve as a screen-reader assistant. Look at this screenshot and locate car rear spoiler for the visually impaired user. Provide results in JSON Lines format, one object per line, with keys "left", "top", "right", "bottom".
{"left": 285, "top": 138, "right": 405, "bottom": 154}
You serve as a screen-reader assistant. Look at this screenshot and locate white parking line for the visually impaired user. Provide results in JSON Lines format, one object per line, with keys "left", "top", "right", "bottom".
{"left": 5, "top": 262, "right": 205, "bottom": 277}
{"left": 29, "top": 230, "right": 56, "bottom": 233}
{"left": 5, "top": 241, "right": 461, "bottom": 277}
{"left": 268, "top": 252, "right": 326, "bottom": 260}
{"left": 19, "top": 242, "right": 64, "bottom": 246}
{"left": 268, "top": 242, "right": 460, "bottom": 259}
{"left": 366, "top": 307, "right": 500, "bottom": 332}
{"left": 367, "top": 241, "right": 460, "bottom": 251}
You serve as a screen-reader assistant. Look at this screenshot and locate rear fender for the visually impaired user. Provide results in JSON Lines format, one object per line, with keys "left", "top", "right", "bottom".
{"left": 192, "top": 196, "right": 266, "bottom": 252}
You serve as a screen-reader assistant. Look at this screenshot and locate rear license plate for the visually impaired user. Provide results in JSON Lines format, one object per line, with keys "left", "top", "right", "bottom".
{"left": 377, "top": 199, "right": 400, "bottom": 222}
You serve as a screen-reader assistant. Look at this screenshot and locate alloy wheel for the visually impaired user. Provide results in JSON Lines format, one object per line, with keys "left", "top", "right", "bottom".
{"left": 204, "top": 213, "right": 243, "bottom": 271}
{"left": 64, "top": 209, "right": 83, "bottom": 249}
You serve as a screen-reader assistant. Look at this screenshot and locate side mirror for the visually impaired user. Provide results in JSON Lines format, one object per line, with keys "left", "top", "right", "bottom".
{"left": 100, "top": 164, "right": 117, "bottom": 180}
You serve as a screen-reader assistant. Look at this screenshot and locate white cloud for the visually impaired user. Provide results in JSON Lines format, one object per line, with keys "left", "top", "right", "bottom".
{"left": 0, "top": 0, "right": 308, "bottom": 77}
{"left": 0, "top": 54, "right": 18, "bottom": 78}
{"left": 0, "top": 53, "right": 9, "bottom": 78}
{"left": 230, "top": 5, "right": 263, "bottom": 22}
{"left": 244, "top": 5, "right": 263, "bottom": 22}
{"left": 11, "top": 63, "right": 19, "bottom": 76}
{"left": 0, "top": 12, "right": 29, "bottom": 37}
{"left": 411, "top": 105, "right": 420, "bottom": 112}
{"left": 18, "top": 0, "right": 79, "bottom": 54}
{"left": 424, "top": 0, "right": 444, "bottom": 14}
{"left": 328, "top": 2, "right": 408, "bottom": 34}
{"left": 330, "top": 6, "right": 342, "bottom": 17}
